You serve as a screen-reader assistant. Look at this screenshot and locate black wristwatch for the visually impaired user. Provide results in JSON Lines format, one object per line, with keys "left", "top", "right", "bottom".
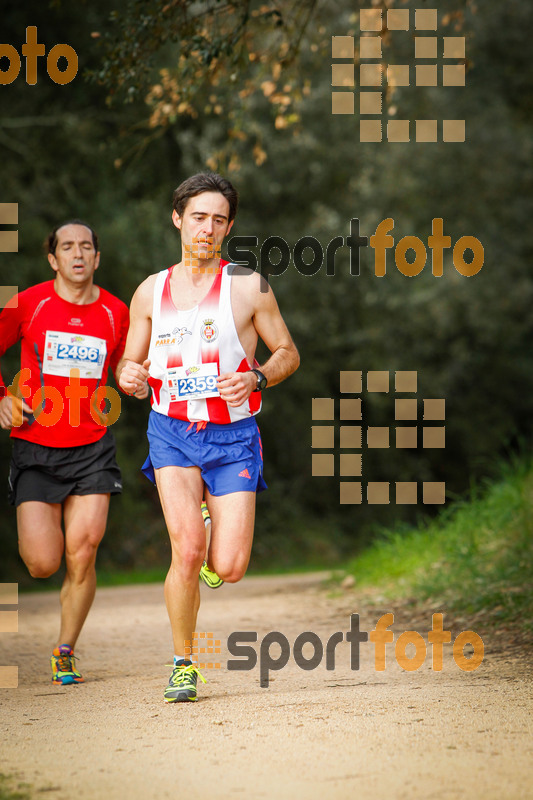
{"left": 250, "top": 368, "right": 267, "bottom": 392}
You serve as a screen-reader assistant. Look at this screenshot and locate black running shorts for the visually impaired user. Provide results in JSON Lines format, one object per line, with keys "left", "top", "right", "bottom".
{"left": 8, "top": 430, "right": 122, "bottom": 506}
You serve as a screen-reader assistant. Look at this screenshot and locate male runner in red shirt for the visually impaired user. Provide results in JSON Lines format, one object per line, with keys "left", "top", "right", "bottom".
{"left": 119, "top": 173, "right": 299, "bottom": 702}
{"left": 0, "top": 220, "right": 141, "bottom": 685}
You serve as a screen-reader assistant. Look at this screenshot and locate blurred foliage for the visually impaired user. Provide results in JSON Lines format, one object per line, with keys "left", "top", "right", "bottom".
{"left": 1, "top": 0, "right": 532, "bottom": 582}
{"left": 342, "top": 456, "right": 533, "bottom": 633}
{"left": 0, "top": 773, "right": 31, "bottom": 800}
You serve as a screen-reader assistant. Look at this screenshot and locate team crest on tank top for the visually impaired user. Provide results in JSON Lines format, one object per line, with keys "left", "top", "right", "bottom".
{"left": 200, "top": 319, "right": 218, "bottom": 343}
{"left": 147, "top": 263, "right": 261, "bottom": 424}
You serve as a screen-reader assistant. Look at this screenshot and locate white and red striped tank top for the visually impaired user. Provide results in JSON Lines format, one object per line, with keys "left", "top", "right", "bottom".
{"left": 147, "top": 262, "right": 261, "bottom": 424}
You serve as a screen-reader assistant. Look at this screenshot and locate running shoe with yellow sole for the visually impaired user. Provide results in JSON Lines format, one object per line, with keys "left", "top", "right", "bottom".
{"left": 164, "top": 660, "right": 206, "bottom": 703}
{"left": 199, "top": 502, "right": 224, "bottom": 588}
{"left": 199, "top": 561, "right": 224, "bottom": 589}
{"left": 50, "top": 644, "right": 83, "bottom": 685}
{"left": 201, "top": 501, "right": 210, "bottom": 525}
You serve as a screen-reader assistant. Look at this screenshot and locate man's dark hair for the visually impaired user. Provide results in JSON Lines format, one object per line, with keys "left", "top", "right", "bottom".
{"left": 46, "top": 220, "right": 99, "bottom": 255}
{"left": 172, "top": 172, "right": 238, "bottom": 223}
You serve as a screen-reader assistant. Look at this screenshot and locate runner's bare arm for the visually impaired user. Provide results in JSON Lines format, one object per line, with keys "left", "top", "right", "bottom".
{"left": 251, "top": 284, "right": 300, "bottom": 387}
{"left": 117, "top": 276, "right": 156, "bottom": 395}
{"left": 217, "top": 275, "right": 299, "bottom": 407}
{"left": 110, "top": 302, "right": 150, "bottom": 399}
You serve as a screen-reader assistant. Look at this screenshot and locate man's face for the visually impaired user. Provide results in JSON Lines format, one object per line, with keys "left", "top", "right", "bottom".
{"left": 48, "top": 224, "right": 100, "bottom": 285}
{"left": 172, "top": 191, "right": 234, "bottom": 265}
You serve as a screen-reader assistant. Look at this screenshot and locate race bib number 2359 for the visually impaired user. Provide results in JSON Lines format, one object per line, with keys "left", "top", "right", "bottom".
{"left": 167, "top": 363, "right": 219, "bottom": 402}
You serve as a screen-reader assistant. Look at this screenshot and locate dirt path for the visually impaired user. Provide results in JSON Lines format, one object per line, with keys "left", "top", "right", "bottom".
{"left": 1, "top": 574, "right": 532, "bottom": 800}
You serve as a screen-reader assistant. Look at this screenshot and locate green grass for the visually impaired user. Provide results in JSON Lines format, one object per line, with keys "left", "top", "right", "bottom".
{"left": 95, "top": 560, "right": 325, "bottom": 586}
{"left": 0, "top": 775, "right": 31, "bottom": 800}
{"left": 344, "top": 458, "right": 533, "bottom": 632}
{"left": 96, "top": 566, "right": 168, "bottom": 586}
{"left": 18, "top": 553, "right": 331, "bottom": 594}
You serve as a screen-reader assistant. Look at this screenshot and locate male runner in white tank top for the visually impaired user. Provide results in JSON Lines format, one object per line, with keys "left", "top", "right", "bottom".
{"left": 118, "top": 173, "right": 299, "bottom": 702}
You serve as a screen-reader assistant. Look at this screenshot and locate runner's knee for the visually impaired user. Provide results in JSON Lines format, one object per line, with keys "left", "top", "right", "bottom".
{"left": 217, "top": 568, "right": 246, "bottom": 583}
{"left": 23, "top": 553, "right": 62, "bottom": 579}
{"left": 181, "top": 548, "right": 206, "bottom": 576}
{"left": 213, "top": 555, "right": 249, "bottom": 584}
{"left": 171, "top": 542, "right": 206, "bottom": 578}
{"left": 64, "top": 541, "right": 98, "bottom": 580}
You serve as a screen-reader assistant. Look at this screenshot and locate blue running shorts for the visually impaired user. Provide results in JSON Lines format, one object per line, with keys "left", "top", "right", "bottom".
{"left": 142, "top": 410, "right": 267, "bottom": 496}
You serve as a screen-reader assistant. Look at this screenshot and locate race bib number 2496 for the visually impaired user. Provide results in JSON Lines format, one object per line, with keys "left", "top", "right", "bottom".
{"left": 43, "top": 331, "right": 106, "bottom": 379}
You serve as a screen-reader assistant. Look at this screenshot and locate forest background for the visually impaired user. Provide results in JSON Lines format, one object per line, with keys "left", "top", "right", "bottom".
{"left": 1, "top": 0, "right": 532, "bottom": 584}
